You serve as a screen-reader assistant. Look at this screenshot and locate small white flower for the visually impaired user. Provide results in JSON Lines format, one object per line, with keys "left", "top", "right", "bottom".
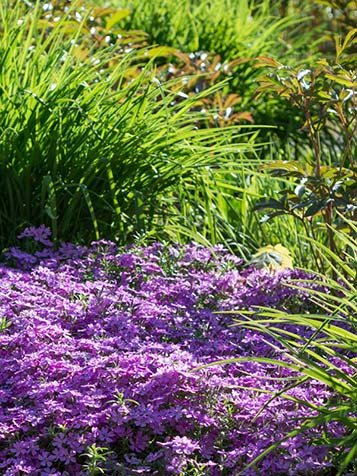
{"left": 224, "top": 107, "right": 233, "bottom": 119}
{"left": 42, "top": 3, "right": 53, "bottom": 11}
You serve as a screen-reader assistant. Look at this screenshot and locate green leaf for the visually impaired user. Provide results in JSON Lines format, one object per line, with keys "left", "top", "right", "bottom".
{"left": 0, "top": 316, "right": 11, "bottom": 332}
{"left": 304, "top": 200, "right": 328, "bottom": 217}
{"left": 341, "top": 29, "right": 357, "bottom": 55}
{"left": 145, "top": 46, "right": 178, "bottom": 58}
{"left": 253, "top": 199, "right": 286, "bottom": 212}
{"left": 106, "top": 9, "right": 132, "bottom": 30}
{"left": 260, "top": 160, "right": 306, "bottom": 177}
{"left": 325, "top": 73, "right": 354, "bottom": 88}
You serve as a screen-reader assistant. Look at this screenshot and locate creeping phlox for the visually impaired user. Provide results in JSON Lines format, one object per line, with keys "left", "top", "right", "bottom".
{"left": 0, "top": 228, "right": 339, "bottom": 475}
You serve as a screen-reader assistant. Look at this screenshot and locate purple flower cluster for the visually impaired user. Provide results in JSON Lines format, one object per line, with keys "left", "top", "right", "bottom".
{"left": 0, "top": 229, "right": 341, "bottom": 475}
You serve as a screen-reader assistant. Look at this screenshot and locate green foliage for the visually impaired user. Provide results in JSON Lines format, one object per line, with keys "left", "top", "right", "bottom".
{"left": 2, "top": 0, "right": 352, "bottom": 266}
{"left": 0, "top": 0, "right": 259, "bottom": 250}
{"left": 111, "top": 0, "right": 308, "bottom": 60}
{"left": 252, "top": 31, "right": 357, "bottom": 269}
{"left": 0, "top": 316, "right": 11, "bottom": 332}
{"left": 82, "top": 444, "right": 112, "bottom": 475}
{"left": 97, "top": 0, "right": 322, "bottom": 147}
{"left": 283, "top": 0, "right": 357, "bottom": 54}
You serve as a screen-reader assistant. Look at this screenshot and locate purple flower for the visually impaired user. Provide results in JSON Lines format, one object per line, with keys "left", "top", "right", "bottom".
{"left": 159, "top": 436, "right": 200, "bottom": 455}
{"left": 0, "top": 237, "right": 345, "bottom": 475}
{"left": 17, "top": 225, "right": 53, "bottom": 247}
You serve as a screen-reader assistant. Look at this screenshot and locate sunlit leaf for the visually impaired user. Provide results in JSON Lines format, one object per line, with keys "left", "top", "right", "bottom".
{"left": 106, "top": 9, "right": 132, "bottom": 30}
{"left": 250, "top": 244, "right": 293, "bottom": 270}
{"left": 325, "top": 73, "right": 354, "bottom": 87}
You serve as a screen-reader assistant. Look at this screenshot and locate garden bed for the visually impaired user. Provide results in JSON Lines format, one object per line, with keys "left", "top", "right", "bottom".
{"left": 0, "top": 228, "right": 342, "bottom": 475}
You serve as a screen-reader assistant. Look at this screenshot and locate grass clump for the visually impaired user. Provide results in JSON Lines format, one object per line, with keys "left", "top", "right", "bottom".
{"left": 0, "top": 0, "right": 257, "bottom": 250}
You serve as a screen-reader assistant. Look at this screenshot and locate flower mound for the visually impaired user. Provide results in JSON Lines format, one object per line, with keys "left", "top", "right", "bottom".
{"left": 0, "top": 232, "right": 338, "bottom": 475}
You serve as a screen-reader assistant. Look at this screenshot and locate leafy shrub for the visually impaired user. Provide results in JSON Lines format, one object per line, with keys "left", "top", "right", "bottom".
{"left": 111, "top": 0, "right": 320, "bottom": 138}
{"left": 252, "top": 30, "right": 357, "bottom": 270}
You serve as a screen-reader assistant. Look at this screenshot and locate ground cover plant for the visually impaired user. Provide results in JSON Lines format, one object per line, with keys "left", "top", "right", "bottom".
{"left": 1, "top": 227, "right": 356, "bottom": 475}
